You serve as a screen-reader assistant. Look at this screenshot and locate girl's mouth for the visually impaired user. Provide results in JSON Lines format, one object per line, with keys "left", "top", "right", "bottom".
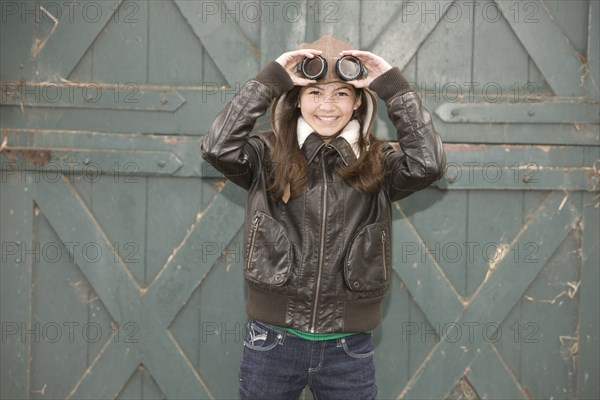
{"left": 315, "top": 116, "right": 340, "bottom": 122}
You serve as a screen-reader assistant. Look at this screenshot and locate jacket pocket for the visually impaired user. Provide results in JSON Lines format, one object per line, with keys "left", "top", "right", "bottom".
{"left": 345, "top": 222, "right": 391, "bottom": 292}
{"left": 245, "top": 210, "right": 294, "bottom": 287}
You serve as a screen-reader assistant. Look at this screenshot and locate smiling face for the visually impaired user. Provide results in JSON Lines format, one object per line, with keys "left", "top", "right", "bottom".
{"left": 299, "top": 82, "right": 361, "bottom": 139}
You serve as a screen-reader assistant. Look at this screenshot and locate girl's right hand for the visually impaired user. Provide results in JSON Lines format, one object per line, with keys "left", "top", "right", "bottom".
{"left": 275, "top": 49, "right": 322, "bottom": 86}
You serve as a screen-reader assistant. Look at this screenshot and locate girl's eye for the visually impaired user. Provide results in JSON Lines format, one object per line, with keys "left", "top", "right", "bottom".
{"left": 308, "top": 90, "right": 320, "bottom": 96}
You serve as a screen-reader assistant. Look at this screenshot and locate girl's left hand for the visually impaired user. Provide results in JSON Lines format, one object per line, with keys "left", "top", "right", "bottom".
{"left": 339, "top": 50, "right": 392, "bottom": 88}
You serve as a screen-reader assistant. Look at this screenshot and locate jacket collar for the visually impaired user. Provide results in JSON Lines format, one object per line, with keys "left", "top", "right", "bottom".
{"left": 297, "top": 117, "right": 360, "bottom": 165}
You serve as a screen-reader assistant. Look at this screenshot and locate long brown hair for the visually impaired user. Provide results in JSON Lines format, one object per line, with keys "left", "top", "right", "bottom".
{"left": 268, "top": 87, "right": 385, "bottom": 201}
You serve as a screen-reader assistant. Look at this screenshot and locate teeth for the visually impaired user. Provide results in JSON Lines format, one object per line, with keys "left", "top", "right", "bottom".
{"left": 317, "top": 116, "right": 338, "bottom": 121}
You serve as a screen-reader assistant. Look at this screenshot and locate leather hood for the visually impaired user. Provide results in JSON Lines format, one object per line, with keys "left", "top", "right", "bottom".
{"left": 270, "top": 35, "right": 378, "bottom": 144}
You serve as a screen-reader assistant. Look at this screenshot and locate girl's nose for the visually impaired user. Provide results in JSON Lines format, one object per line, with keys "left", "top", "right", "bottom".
{"left": 319, "top": 97, "right": 337, "bottom": 111}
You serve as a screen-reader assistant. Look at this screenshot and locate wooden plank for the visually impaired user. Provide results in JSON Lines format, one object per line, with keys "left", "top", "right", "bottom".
{"left": 29, "top": 209, "right": 95, "bottom": 400}
{"left": 587, "top": 0, "right": 600, "bottom": 98}
{"left": 0, "top": 0, "right": 36, "bottom": 81}
{"left": 34, "top": 177, "right": 142, "bottom": 322}
{"left": 116, "top": 365, "right": 165, "bottom": 400}
{"left": 433, "top": 144, "right": 596, "bottom": 191}
{"left": 0, "top": 86, "right": 223, "bottom": 135}
{"left": 435, "top": 167, "right": 595, "bottom": 191}
{"left": 499, "top": 0, "right": 591, "bottom": 96}
{"left": 579, "top": 191, "right": 600, "bottom": 399}
{"left": 1, "top": 147, "right": 183, "bottom": 176}
{"left": 543, "top": 0, "right": 589, "bottom": 54}
{"left": 0, "top": 171, "right": 33, "bottom": 400}
{"left": 144, "top": 177, "right": 213, "bottom": 284}
{"left": 515, "top": 217, "right": 581, "bottom": 399}
{"left": 148, "top": 0, "right": 205, "bottom": 85}
{"left": 528, "top": 58, "right": 553, "bottom": 96}
{"left": 372, "top": 274, "right": 417, "bottom": 400}
{"left": 145, "top": 182, "right": 245, "bottom": 327}
{"left": 221, "top": 0, "right": 260, "bottom": 56}
{"left": 27, "top": 0, "right": 124, "bottom": 81}
{"left": 66, "top": 341, "right": 141, "bottom": 400}
{"left": 435, "top": 101, "right": 600, "bottom": 124}
{"left": 0, "top": 130, "right": 199, "bottom": 177}
{"left": 67, "top": 36, "right": 93, "bottom": 82}
{"left": 399, "top": 191, "right": 580, "bottom": 399}
{"left": 140, "top": 314, "right": 214, "bottom": 400}
{"left": 92, "top": 0, "right": 147, "bottom": 83}
{"left": 465, "top": 191, "right": 522, "bottom": 296}
{"left": 168, "top": 275, "right": 204, "bottom": 395}
{"left": 400, "top": 188, "right": 469, "bottom": 297}
{"left": 440, "top": 144, "right": 586, "bottom": 167}
{"left": 173, "top": 0, "right": 260, "bottom": 86}
{"left": 258, "top": 0, "right": 307, "bottom": 69}
{"left": 66, "top": 172, "right": 113, "bottom": 373}
{"left": 361, "top": 1, "right": 403, "bottom": 50}
{"left": 393, "top": 203, "right": 465, "bottom": 330}
{"left": 0, "top": 81, "right": 186, "bottom": 111}
{"left": 416, "top": 0, "right": 472, "bottom": 91}
{"left": 196, "top": 229, "right": 248, "bottom": 400}
{"left": 371, "top": 0, "right": 455, "bottom": 69}
{"left": 473, "top": 0, "right": 529, "bottom": 92}
{"left": 91, "top": 175, "right": 147, "bottom": 284}
{"left": 467, "top": 346, "right": 528, "bottom": 399}
{"left": 306, "top": 1, "right": 360, "bottom": 46}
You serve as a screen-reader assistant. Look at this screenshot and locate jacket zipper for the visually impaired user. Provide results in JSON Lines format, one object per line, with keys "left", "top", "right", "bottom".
{"left": 310, "top": 146, "right": 329, "bottom": 333}
{"left": 381, "top": 229, "right": 388, "bottom": 281}
{"left": 245, "top": 214, "right": 261, "bottom": 271}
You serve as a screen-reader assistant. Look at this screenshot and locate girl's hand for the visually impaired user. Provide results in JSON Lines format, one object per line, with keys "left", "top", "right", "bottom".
{"left": 339, "top": 50, "right": 393, "bottom": 88}
{"left": 275, "top": 49, "right": 322, "bottom": 86}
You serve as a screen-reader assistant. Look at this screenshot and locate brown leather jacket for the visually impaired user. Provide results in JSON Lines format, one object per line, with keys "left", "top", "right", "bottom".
{"left": 201, "top": 61, "right": 446, "bottom": 333}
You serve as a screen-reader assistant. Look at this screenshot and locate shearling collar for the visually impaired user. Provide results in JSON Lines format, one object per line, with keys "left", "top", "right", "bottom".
{"left": 297, "top": 116, "right": 361, "bottom": 163}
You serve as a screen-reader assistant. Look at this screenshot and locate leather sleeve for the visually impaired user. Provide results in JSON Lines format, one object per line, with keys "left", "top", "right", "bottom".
{"left": 370, "top": 68, "right": 447, "bottom": 202}
{"left": 200, "top": 61, "right": 293, "bottom": 190}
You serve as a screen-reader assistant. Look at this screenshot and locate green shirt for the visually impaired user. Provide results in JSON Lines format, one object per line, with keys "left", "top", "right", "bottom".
{"left": 277, "top": 326, "right": 358, "bottom": 341}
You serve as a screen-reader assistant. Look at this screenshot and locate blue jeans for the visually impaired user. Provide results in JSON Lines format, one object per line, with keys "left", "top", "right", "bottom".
{"left": 238, "top": 320, "right": 377, "bottom": 400}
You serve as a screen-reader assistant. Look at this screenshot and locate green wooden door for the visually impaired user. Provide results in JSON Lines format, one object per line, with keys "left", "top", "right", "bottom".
{"left": 1, "top": 1, "right": 598, "bottom": 399}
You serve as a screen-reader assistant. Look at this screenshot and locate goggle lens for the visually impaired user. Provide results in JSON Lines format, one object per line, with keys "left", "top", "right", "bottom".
{"left": 305, "top": 58, "right": 325, "bottom": 77}
{"left": 337, "top": 56, "right": 362, "bottom": 80}
{"left": 299, "top": 56, "right": 327, "bottom": 80}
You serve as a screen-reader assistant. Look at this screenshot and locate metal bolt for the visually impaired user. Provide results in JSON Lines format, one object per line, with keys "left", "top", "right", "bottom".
{"left": 161, "top": 96, "right": 169, "bottom": 105}
{"left": 353, "top": 281, "right": 360, "bottom": 288}
{"left": 83, "top": 158, "right": 91, "bottom": 165}
{"left": 451, "top": 109, "right": 459, "bottom": 116}
{"left": 158, "top": 160, "right": 166, "bottom": 168}
{"left": 527, "top": 110, "right": 535, "bottom": 117}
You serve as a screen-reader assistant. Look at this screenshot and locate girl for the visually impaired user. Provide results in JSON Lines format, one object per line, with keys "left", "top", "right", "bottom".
{"left": 201, "top": 35, "right": 446, "bottom": 400}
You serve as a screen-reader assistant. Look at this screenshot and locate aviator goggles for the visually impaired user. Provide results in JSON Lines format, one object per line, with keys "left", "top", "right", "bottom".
{"left": 296, "top": 55, "right": 368, "bottom": 81}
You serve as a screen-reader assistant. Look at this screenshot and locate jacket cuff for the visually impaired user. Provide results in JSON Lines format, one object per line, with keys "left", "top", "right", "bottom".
{"left": 369, "top": 67, "right": 413, "bottom": 103}
{"left": 254, "top": 61, "right": 295, "bottom": 99}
